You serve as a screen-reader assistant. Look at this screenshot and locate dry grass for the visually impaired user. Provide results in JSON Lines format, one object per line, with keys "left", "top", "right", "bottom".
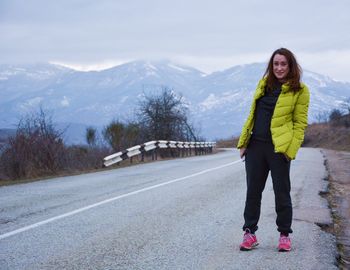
{"left": 303, "top": 115, "right": 350, "bottom": 152}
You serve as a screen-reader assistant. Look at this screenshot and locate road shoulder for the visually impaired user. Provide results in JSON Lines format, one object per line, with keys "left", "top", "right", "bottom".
{"left": 322, "top": 149, "right": 350, "bottom": 269}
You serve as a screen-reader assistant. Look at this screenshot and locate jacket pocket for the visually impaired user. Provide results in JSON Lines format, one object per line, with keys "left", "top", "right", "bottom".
{"left": 280, "top": 153, "right": 290, "bottom": 163}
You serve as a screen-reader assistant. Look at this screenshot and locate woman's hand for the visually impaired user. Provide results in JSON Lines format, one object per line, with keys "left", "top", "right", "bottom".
{"left": 283, "top": 153, "right": 291, "bottom": 162}
{"left": 240, "top": 148, "right": 246, "bottom": 159}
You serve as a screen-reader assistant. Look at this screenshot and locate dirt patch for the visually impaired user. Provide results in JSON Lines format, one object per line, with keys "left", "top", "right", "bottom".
{"left": 322, "top": 149, "right": 350, "bottom": 269}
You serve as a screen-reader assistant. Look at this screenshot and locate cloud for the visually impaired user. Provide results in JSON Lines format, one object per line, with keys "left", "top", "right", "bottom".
{"left": 0, "top": 0, "right": 350, "bottom": 81}
{"left": 299, "top": 50, "right": 350, "bottom": 82}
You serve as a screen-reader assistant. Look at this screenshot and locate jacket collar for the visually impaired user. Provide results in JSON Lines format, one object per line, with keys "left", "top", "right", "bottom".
{"left": 259, "top": 77, "right": 291, "bottom": 94}
{"left": 281, "top": 83, "right": 290, "bottom": 93}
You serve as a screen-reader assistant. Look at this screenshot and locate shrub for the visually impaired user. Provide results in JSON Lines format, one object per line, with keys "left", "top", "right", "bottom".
{"left": 0, "top": 109, "right": 66, "bottom": 180}
{"left": 329, "top": 109, "right": 343, "bottom": 122}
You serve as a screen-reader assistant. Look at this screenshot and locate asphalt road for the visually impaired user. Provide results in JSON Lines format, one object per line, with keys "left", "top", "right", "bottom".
{"left": 0, "top": 148, "right": 338, "bottom": 270}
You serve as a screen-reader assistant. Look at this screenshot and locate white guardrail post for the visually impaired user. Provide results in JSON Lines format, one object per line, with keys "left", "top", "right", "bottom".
{"left": 103, "top": 140, "right": 216, "bottom": 167}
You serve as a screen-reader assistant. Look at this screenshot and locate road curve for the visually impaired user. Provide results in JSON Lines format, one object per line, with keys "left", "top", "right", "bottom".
{"left": 0, "top": 148, "right": 337, "bottom": 270}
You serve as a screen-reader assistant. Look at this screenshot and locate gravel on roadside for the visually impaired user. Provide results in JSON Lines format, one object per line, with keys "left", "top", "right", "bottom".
{"left": 322, "top": 149, "right": 350, "bottom": 269}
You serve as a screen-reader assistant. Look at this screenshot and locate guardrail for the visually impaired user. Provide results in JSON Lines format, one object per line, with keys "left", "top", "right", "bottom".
{"left": 103, "top": 140, "right": 216, "bottom": 167}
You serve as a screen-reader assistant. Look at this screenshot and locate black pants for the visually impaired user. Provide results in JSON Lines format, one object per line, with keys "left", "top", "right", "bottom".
{"left": 243, "top": 139, "right": 293, "bottom": 235}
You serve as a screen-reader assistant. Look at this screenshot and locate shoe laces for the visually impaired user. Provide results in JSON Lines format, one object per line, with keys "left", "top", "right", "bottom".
{"left": 280, "top": 236, "right": 290, "bottom": 243}
{"left": 243, "top": 232, "right": 255, "bottom": 242}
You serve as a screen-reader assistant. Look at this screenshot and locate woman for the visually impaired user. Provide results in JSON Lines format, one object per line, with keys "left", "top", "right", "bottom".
{"left": 237, "top": 48, "right": 310, "bottom": 252}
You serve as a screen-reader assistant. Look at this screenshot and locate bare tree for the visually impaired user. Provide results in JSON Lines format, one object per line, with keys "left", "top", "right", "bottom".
{"left": 123, "top": 122, "right": 141, "bottom": 147}
{"left": 340, "top": 97, "right": 350, "bottom": 114}
{"left": 0, "top": 108, "right": 65, "bottom": 179}
{"left": 314, "top": 111, "right": 329, "bottom": 123}
{"left": 329, "top": 109, "right": 343, "bottom": 122}
{"left": 138, "top": 87, "right": 197, "bottom": 141}
{"left": 102, "top": 120, "right": 125, "bottom": 151}
{"left": 86, "top": 126, "right": 97, "bottom": 146}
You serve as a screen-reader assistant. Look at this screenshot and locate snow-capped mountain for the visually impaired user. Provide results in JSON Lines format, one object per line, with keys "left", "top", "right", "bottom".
{"left": 1, "top": 61, "right": 349, "bottom": 143}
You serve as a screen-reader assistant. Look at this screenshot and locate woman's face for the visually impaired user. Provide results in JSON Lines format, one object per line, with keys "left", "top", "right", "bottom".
{"left": 273, "top": 54, "right": 290, "bottom": 82}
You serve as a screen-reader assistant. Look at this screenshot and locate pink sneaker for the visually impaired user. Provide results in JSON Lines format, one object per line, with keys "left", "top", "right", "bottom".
{"left": 239, "top": 229, "right": 259, "bottom": 251}
{"left": 278, "top": 235, "right": 291, "bottom": 252}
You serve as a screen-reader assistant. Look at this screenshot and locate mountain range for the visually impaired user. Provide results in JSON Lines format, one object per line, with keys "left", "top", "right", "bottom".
{"left": 1, "top": 60, "right": 349, "bottom": 144}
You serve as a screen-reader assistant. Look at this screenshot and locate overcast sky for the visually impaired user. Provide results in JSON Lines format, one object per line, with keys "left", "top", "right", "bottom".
{"left": 1, "top": 0, "right": 350, "bottom": 81}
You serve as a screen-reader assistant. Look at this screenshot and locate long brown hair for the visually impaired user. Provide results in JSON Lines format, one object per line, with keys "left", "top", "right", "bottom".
{"left": 264, "top": 48, "right": 302, "bottom": 92}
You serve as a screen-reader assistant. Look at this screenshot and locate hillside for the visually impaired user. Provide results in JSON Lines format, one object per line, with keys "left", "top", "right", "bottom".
{"left": 303, "top": 114, "right": 350, "bottom": 151}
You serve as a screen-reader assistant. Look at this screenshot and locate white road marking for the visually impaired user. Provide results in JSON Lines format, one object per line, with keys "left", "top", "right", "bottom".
{"left": 0, "top": 160, "right": 242, "bottom": 240}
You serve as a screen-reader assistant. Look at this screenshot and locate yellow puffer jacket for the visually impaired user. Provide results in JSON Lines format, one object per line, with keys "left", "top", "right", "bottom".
{"left": 237, "top": 78, "right": 310, "bottom": 160}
